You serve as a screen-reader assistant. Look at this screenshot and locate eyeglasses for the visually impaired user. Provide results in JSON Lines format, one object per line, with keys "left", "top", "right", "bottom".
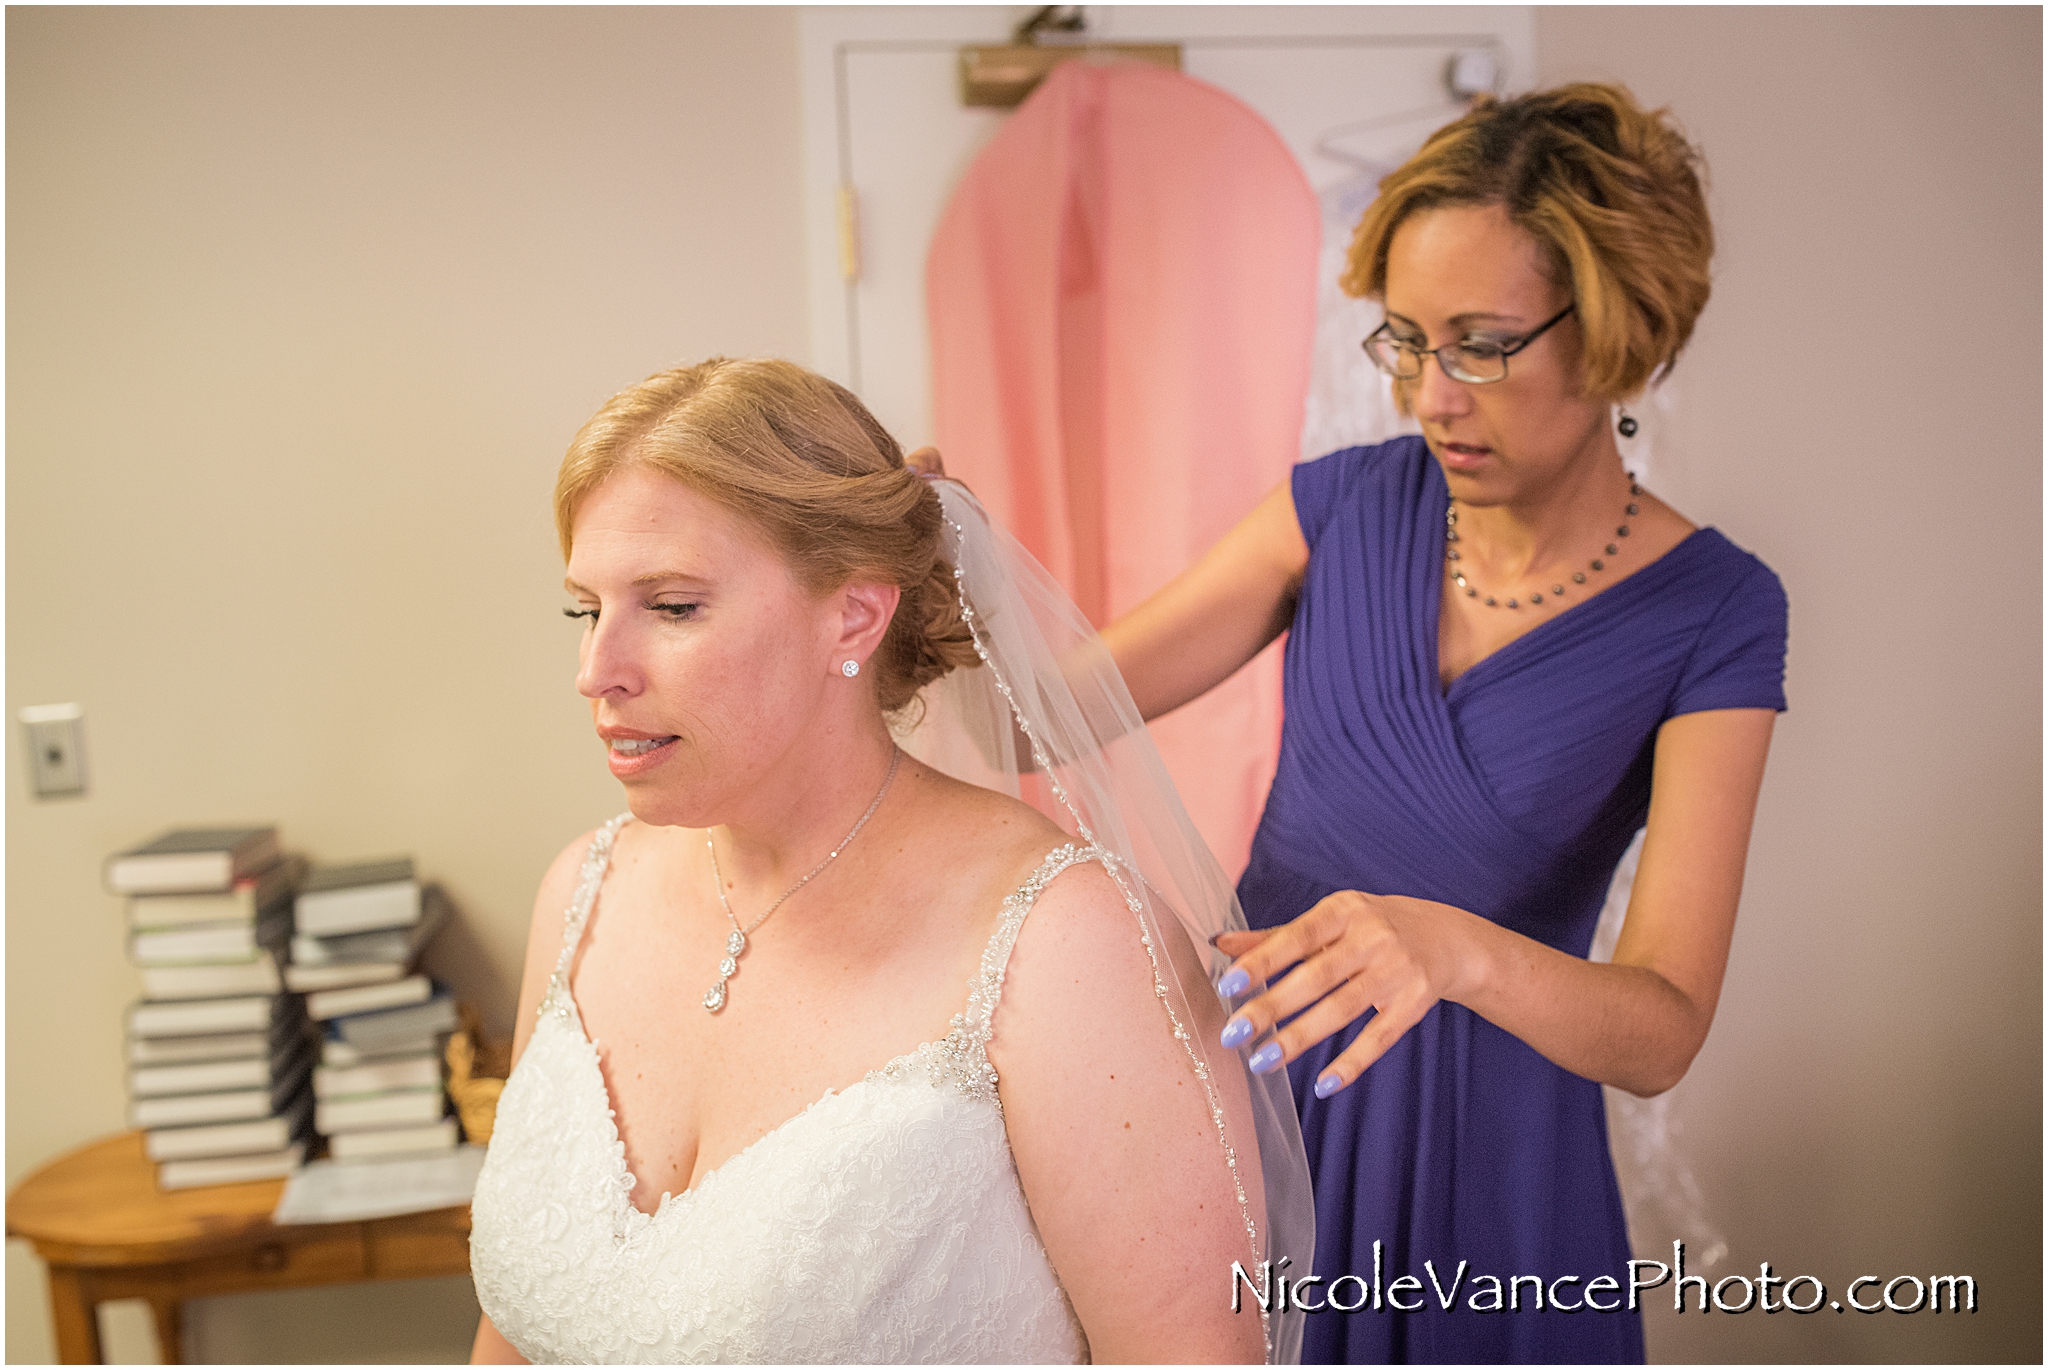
{"left": 1362, "top": 304, "right": 1576, "bottom": 384}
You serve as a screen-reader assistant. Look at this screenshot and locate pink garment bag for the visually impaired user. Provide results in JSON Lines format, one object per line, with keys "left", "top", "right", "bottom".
{"left": 926, "top": 61, "right": 1319, "bottom": 875}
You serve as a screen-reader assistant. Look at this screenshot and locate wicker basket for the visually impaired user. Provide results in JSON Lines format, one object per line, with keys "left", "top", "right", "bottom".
{"left": 446, "top": 1004, "right": 511, "bottom": 1146}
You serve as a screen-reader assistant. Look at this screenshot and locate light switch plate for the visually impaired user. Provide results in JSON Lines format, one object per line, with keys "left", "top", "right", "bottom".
{"left": 20, "top": 703, "right": 87, "bottom": 798}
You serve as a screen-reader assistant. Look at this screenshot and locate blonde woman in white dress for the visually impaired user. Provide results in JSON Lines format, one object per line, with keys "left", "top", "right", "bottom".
{"left": 467, "top": 358, "right": 1310, "bottom": 1364}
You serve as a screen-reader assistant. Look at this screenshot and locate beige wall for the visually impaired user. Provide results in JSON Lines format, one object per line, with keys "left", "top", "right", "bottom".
{"left": 8, "top": 6, "right": 2040, "bottom": 1365}
{"left": 6, "top": 7, "right": 806, "bottom": 1361}
{"left": 1538, "top": 7, "right": 2041, "bottom": 1363}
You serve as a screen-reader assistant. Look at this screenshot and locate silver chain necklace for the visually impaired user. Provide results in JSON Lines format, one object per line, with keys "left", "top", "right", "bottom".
{"left": 701, "top": 746, "right": 901, "bottom": 1013}
{"left": 1447, "top": 472, "right": 1641, "bottom": 609}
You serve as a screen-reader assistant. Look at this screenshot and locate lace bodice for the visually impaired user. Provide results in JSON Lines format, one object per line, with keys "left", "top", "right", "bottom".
{"left": 469, "top": 817, "right": 1094, "bottom": 1364}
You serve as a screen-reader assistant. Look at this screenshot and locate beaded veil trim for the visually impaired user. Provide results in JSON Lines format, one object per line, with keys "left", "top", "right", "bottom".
{"left": 940, "top": 506, "right": 1271, "bottom": 1356}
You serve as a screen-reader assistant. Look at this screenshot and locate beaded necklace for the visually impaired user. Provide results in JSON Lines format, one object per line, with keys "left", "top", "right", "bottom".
{"left": 1447, "top": 472, "right": 1642, "bottom": 610}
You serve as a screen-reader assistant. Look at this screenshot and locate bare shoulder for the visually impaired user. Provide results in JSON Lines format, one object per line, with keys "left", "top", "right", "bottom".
{"left": 1002, "top": 853, "right": 1138, "bottom": 970}
{"left": 888, "top": 758, "right": 1077, "bottom": 906}
{"left": 990, "top": 853, "right": 1157, "bottom": 1054}
{"left": 891, "top": 759, "right": 1146, "bottom": 961}
{"left": 984, "top": 849, "right": 1266, "bottom": 1359}
{"left": 979, "top": 851, "right": 1167, "bottom": 1068}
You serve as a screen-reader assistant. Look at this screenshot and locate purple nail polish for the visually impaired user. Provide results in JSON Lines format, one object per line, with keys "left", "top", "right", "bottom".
{"left": 1218, "top": 967, "right": 1250, "bottom": 998}
{"left": 1249, "top": 1042, "right": 1284, "bottom": 1075}
{"left": 1315, "top": 1072, "right": 1343, "bottom": 1100}
{"left": 1219, "top": 1016, "right": 1253, "bottom": 1049}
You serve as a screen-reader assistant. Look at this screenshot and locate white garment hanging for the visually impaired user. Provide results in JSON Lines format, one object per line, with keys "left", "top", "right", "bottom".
{"left": 1298, "top": 165, "right": 1415, "bottom": 463}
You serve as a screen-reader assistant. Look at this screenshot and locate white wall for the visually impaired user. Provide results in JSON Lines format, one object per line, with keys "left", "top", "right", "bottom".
{"left": 1538, "top": 7, "right": 2041, "bottom": 1362}
{"left": 6, "top": 8, "right": 807, "bottom": 1361}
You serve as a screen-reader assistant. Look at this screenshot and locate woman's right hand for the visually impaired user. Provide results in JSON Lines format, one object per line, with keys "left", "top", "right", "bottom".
{"left": 1214, "top": 891, "right": 1485, "bottom": 1099}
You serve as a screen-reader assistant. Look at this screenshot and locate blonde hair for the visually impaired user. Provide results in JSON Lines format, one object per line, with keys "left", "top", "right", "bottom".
{"left": 1344, "top": 82, "right": 1712, "bottom": 400}
{"left": 554, "top": 358, "right": 978, "bottom": 713}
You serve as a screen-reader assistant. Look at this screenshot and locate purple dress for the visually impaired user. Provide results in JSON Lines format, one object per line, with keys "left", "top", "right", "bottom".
{"left": 1239, "top": 437, "right": 1788, "bottom": 1364}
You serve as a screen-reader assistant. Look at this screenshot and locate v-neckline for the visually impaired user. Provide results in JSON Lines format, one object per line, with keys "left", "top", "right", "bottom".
{"left": 545, "top": 837, "right": 1094, "bottom": 1225}
{"left": 546, "top": 987, "right": 945, "bottom": 1224}
{"left": 1429, "top": 485, "right": 1710, "bottom": 702}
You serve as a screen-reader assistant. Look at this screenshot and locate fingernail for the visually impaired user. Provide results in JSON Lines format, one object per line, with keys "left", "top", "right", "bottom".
{"left": 1219, "top": 1016, "right": 1253, "bottom": 1049}
{"left": 1249, "top": 1042, "right": 1285, "bottom": 1075}
{"left": 1314, "top": 1072, "right": 1344, "bottom": 1100}
{"left": 1218, "top": 967, "right": 1250, "bottom": 997}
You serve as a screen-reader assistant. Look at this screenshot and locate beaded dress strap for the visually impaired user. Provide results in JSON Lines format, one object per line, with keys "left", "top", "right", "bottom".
{"left": 964, "top": 844, "right": 1101, "bottom": 1038}
{"left": 541, "top": 813, "right": 632, "bottom": 1020}
{"left": 867, "top": 842, "right": 1103, "bottom": 1108}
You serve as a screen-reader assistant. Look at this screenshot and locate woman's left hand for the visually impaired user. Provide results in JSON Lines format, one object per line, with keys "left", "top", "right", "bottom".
{"left": 1215, "top": 891, "right": 1484, "bottom": 1099}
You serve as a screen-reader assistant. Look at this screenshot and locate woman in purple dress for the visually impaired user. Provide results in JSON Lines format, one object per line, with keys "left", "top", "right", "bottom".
{"left": 1101, "top": 85, "right": 1787, "bottom": 1362}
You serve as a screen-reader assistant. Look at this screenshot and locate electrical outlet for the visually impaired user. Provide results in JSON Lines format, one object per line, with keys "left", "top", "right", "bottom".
{"left": 20, "top": 703, "right": 87, "bottom": 798}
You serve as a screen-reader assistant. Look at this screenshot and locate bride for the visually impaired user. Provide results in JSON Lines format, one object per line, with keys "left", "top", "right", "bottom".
{"left": 468, "top": 358, "right": 1310, "bottom": 1363}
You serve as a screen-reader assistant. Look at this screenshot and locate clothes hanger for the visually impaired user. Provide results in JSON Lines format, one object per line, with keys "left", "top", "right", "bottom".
{"left": 1312, "top": 45, "right": 1506, "bottom": 176}
{"left": 957, "top": 6, "right": 1181, "bottom": 108}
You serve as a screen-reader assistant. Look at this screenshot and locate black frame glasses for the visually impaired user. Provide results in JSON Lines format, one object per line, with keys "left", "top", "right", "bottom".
{"left": 1362, "top": 304, "right": 1576, "bottom": 384}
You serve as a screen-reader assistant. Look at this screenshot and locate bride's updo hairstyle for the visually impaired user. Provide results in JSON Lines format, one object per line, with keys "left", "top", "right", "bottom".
{"left": 554, "top": 357, "right": 979, "bottom": 714}
{"left": 1344, "top": 81, "right": 1712, "bottom": 402}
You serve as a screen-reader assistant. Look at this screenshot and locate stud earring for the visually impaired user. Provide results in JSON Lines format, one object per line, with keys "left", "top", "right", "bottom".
{"left": 1617, "top": 407, "right": 1639, "bottom": 439}
{"left": 841, "top": 660, "right": 860, "bottom": 678}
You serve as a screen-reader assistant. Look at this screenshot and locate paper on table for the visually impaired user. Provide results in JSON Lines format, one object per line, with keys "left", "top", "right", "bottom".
{"left": 272, "top": 1145, "right": 487, "bottom": 1224}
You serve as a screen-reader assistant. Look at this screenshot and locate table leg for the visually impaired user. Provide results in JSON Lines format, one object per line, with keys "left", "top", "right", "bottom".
{"left": 149, "top": 1297, "right": 184, "bottom": 1364}
{"left": 44, "top": 1265, "right": 103, "bottom": 1364}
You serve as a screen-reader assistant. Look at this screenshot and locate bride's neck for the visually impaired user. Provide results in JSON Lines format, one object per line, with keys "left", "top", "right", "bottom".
{"left": 709, "top": 726, "right": 901, "bottom": 894}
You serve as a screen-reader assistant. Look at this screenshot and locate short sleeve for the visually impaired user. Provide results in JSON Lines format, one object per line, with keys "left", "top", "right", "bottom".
{"left": 1291, "top": 439, "right": 1417, "bottom": 551}
{"left": 1290, "top": 446, "right": 1359, "bottom": 550}
{"left": 1667, "top": 558, "right": 1790, "bottom": 717}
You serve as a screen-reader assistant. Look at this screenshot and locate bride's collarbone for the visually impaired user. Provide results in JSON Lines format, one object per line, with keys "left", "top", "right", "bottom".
{"left": 571, "top": 839, "right": 1037, "bottom": 1209}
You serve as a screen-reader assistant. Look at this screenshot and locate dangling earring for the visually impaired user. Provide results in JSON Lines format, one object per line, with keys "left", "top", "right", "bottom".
{"left": 1617, "top": 407, "right": 1639, "bottom": 439}
{"left": 841, "top": 660, "right": 861, "bottom": 678}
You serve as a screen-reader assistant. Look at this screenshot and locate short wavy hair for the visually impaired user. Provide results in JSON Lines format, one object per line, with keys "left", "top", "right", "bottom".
{"left": 1344, "top": 82, "right": 1712, "bottom": 399}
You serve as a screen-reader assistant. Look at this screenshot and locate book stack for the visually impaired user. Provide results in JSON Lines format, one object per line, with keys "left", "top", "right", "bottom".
{"left": 292, "top": 860, "right": 461, "bottom": 1160}
{"left": 112, "top": 827, "right": 316, "bottom": 1189}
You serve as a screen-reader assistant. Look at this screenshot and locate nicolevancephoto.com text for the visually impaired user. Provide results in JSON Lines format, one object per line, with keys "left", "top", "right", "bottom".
{"left": 1233, "top": 1242, "right": 1979, "bottom": 1318}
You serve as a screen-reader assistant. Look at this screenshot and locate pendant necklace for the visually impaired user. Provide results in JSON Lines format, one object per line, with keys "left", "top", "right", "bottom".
{"left": 1447, "top": 472, "right": 1642, "bottom": 609}
{"left": 701, "top": 746, "right": 901, "bottom": 1013}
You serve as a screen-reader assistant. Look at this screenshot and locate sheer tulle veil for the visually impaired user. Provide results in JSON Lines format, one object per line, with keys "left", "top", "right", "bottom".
{"left": 897, "top": 480, "right": 1315, "bottom": 1363}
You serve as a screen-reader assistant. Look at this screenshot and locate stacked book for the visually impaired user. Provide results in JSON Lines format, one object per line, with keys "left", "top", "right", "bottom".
{"left": 290, "top": 860, "right": 461, "bottom": 1160}
{"left": 112, "top": 827, "right": 316, "bottom": 1189}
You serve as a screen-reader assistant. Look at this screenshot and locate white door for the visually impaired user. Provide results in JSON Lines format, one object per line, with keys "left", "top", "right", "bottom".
{"left": 798, "top": 5, "right": 1538, "bottom": 449}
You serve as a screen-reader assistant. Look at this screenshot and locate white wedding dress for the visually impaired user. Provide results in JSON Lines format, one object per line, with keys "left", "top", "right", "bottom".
{"left": 469, "top": 814, "right": 1095, "bottom": 1364}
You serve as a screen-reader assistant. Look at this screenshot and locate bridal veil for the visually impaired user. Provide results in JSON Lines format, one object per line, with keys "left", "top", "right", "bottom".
{"left": 900, "top": 480, "right": 1314, "bottom": 1363}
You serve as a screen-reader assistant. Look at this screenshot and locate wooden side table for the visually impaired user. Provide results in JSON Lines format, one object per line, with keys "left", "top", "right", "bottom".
{"left": 7, "top": 1131, "right": 472, "bottom": 1364}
